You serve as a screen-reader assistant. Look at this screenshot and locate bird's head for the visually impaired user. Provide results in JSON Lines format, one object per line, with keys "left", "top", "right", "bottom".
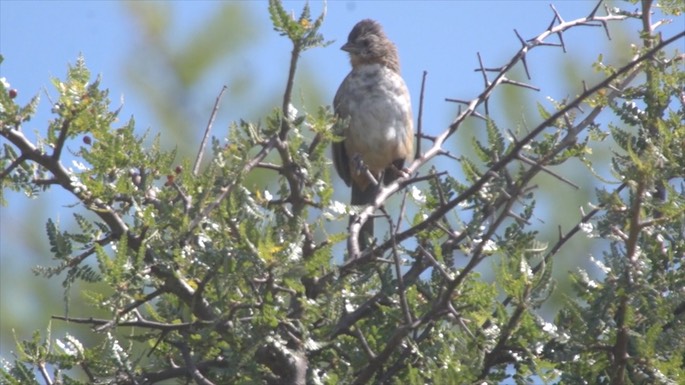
{"left": 342, "top": 19, "right": 400, "bottom": 72}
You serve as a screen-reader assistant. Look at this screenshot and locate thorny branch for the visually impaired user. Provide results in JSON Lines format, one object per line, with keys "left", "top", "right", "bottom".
{"left": 337, "top": 4, "right": 684, "bottom": 382}
{"left": 344, "top": 6, "right": 636, "bottom": 260}
{"left": 2, "top": 0, "right": 683, "bottom": 383}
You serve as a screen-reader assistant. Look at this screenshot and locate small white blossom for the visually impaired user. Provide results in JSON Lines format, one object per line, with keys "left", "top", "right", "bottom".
{"left": 520, "top": 258, "right": 532, "bottom": 279}
{"left": 577, "top": 269, "right": 598, "bottom": 289}
{"left": 409, "top": 186, "right": 426, "bottom": 203}
{"left": 651, "top": 367, "right": 672, "bottom": 383}
{"left": 579, "top": 222, "right": 595, "bottom": 238}
{"left": 589, "top": 254, "right": 611, "bottom": 275}
{"left": 472, "top": 237, "right": 497, "bottom": 254}
{"left": 344, "top": 299, "right": 356, "bottom": 313}
{"left": 69, "top": 174, "right": 87, "bottom": 194}
{"left": 56, "top": 334, "right": 84, "bottom": 357}
{"left": 542, "top": 322, "right": 557, "bottom": 335}
{"left": 72, "top": 160, "right": 89, "bottom": 171}
{"left": 329, "top": 200, "right": 348, "bottom": 214}
{"left": 122, "top": 260, "right": 133, "bottom": 272}
{"left": 264, "top": 190, "right": 273, "bottom": 201}
{"left": 482, "top": 239, "right": 497, "bottom": 253}
{"left": 107, "top": 332, "right": 128, "bottom": 367}
{"left": 483, "top": 324, "right": 500, "bottom": 339}
{"left": 313, "top": 179, "right": 327, "bottom": 192}
{"left": 285, "top": 235, "right": 304, "bottom": 262}
{"left": 478, "top": 183, "right": 493, "bottom": 200}
{"left": 287, "top": 103, "right": 298, "bottom": 121}
{"left": 197, "top": 233, "right": 211, "bottom": 249}
{"left": 482, "top": 324, "right": 500, "bottom": 351}
{"left": 1, "top": 357, "right": 12, "bottom": 373}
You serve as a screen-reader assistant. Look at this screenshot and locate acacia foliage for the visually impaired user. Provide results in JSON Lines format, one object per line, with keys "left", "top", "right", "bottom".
{"left": 1, "top": 1, "right": 683, "bottom": 384}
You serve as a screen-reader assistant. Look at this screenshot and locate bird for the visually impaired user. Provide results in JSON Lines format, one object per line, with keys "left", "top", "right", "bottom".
{"left": 332, "top": 19, "right": 414, "bottom": 251}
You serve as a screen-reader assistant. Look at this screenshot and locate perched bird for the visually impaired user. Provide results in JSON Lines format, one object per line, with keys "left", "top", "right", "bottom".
{"left": 332, "top": 19, "right": 414, "bottom": 250}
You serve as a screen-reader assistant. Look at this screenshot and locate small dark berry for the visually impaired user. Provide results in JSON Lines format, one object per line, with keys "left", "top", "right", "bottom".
{"left": 175, "top": 165, "right": 183, "bottom": 174}
{"left": 9, "top": 89, "right": 18, "bottom": 99}
{"left": 83, "top": 136, "right": 92, "bottom": 145}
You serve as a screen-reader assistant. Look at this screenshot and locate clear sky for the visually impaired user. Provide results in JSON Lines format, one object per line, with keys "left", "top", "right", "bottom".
{"left": 1, "top": 0, "right": 682, "bottom": 360}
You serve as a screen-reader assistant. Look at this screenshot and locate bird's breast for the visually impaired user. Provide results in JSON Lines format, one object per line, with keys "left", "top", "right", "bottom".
{"left": 336, "top": 64, "right": 413, "bottom": 173}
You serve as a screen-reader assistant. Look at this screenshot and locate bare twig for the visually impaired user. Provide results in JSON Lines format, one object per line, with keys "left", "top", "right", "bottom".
{"left": 193, "top": 85, "right": 227, "bottom": 176}
{"left": 516, "top": 154, "right": 580, "bottom": 189}
{"left": 360, "top": 29, "right": 683, "bottom": 265}
{"left": 416, "top": 71, "right": 428, "bottom": 159}
{"left": 37, "top": 362, "right": 53, "bottom": 385}
{"left": 52, "top": 314, "right": 211, "bottom": 331}
{"left": 177, "top": 336, "right": 217, "bottom": 385}
{"left": 0, "top": 153, "right": 26, "bottom": 180}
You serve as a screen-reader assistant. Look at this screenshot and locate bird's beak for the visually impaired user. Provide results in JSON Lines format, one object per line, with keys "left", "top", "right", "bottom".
{"left": 341, "top": 42, "right": 354, "bottom": 53}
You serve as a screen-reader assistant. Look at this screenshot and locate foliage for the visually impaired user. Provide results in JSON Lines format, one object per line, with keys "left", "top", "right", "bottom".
{"left": 1, "top": 1, "right": 683, "bottom": 384}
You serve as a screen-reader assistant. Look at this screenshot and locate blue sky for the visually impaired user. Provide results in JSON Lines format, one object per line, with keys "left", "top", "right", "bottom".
{"left": 1, "top": 0, "right": 682, "bottom": 360}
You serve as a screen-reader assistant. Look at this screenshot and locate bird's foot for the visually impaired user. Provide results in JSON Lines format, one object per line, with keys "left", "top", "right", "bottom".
{"left": 352, "top": 154, "right": 379, "bottom": 186}
{"left": 391, "top": 164, "right": 411, "bottom": 179}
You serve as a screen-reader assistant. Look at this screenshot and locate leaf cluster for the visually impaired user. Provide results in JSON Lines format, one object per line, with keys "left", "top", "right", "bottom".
{"left": 1, "top": 1, "right": 684, "bottom": 384}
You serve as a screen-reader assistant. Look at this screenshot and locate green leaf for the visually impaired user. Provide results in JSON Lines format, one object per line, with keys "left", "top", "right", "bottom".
{"left": 485, "top": 117, "right": 505, "bottom": 157}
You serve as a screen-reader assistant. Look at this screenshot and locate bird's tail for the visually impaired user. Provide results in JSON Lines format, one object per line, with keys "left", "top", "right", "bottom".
{"left": 350, "top": 183, "right": 376, "bottom": 251}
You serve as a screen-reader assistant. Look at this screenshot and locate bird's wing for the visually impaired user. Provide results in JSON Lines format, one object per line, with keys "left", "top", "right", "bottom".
{"left": 332, "top": 74, "right": 353, "bottom": 186}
